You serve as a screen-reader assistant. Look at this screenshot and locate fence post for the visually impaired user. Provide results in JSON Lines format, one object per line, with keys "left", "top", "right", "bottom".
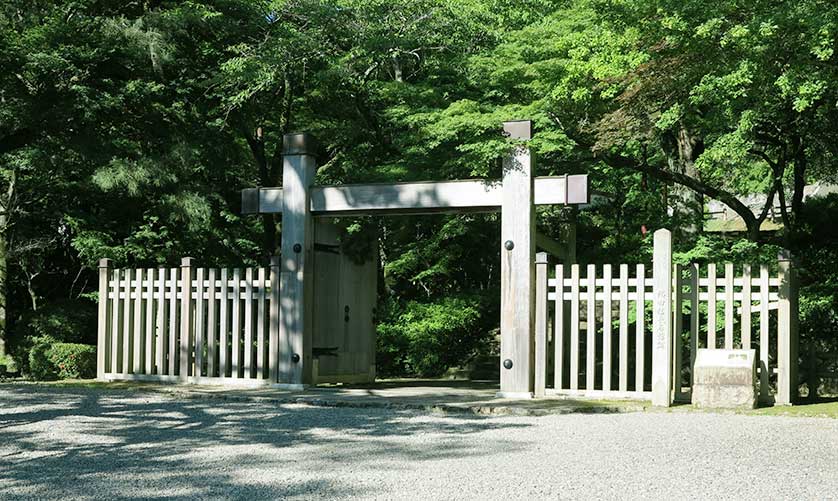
{"left": 777, "top": 252, "right": 799, "bottom": 405}
{"left": 97, "top": 258, "right": 112, "bottom": 380}
{"left": 534, "top": 252, "right": 549, "bottom": 397}
{"left": 652, "top": 229, "right": 673, "bottom": 407}
{"left": 180, "top": 257, "right": 194, "bottom": 380}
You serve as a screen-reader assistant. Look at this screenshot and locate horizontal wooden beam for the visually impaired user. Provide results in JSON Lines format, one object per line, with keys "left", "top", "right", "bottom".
{"left": 242, "top": 175, "right": 588, "bottom": 216}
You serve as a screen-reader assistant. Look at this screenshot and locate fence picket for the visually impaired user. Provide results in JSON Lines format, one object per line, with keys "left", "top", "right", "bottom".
{"left": 673, "top": 264, "right": 683, "bottom": 399}
{"left": 570, "top": 264, "right": 580, "bottom": 390}
{"left": 144, "top": 269, "right": 154, "bottom": 375}
{"left": 689, "top": 264, "right": 699, "bottom": 386}
{"left": 742, "top": 264, "right": 752, "bottom": 349}
{"left": 759, "top": 265, "right": 770, "bottom": 399}
{"left": 156, "top": 268, "right": 166, "bottom": 375}
{"left": 707, "top": 263, "right": 716, "bottom": 349}
{"left": 232, "top": 268, "right": 241, "bottom": 378}
{"left": 110, "top": 269, "right": 120, "bottom": 374}
{"left": 257, "top": 267, "right": 267, "bottom": 379}
{"left": 195, "top": 268, "right": 205, "bottom": 377}
{"left": 168, "top": 268, "right": 178, "bottom": 376}
{"left": 179, "top": 258, "right": 193, "bottom": 379}
{"left": 133, "top": 268, "right": 143, "bottom": 374}
{"left": 554, "top": 264, "right": 565, "bottom": 390}
{"left": 619, "top": 264, "right": 629, "bottom": 392}
{"left": 534, "top": 254, "right": 548, "bottom": 397}
{"left": 586, "top": 264, "right": 596, "bottom": 390}
{"left": 220, "top": 268, "right": 229, "bottom": 378}
{"left": 635, "top": 264, "right": 645, "bottom": 392}
{"left": 122, "top": 268, "right": 132, "bottom": 375}
{"left": 207, "top": 269, "right": 217, "bottom": 378}
{"left": 602, "top": 264, "right": 612, "bottom": 392}
{"left": 724, "top": 263, "right": 734, "bottom": 349}
{"left": 244, "top": 267, "right": 254, "bottom": 378}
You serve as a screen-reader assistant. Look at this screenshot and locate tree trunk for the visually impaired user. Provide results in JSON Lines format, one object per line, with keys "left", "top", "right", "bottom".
{"left": 790, "top": 135, "right": 807, "bottom": 238}
{"left": 0, "top": 168, "right": 15, "bottom": 359}
{"left": 0, "top": 228, "right": 6, "bottom": 360}
{"left": 663, "top": 124, "right": 704, "bottom": 238}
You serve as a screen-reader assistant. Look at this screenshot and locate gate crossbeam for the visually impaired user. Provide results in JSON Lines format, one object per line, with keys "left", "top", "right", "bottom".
{"left": 242, "top": 175, "right": 588, "bottom": 216}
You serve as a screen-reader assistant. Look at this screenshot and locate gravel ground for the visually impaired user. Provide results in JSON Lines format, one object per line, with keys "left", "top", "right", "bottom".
{"left": 1, "top": 387, "right": 837, "bottom": 500}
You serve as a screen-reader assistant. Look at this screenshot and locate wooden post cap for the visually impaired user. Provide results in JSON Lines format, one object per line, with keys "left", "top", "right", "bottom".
{"left": 181, "top": 257, "right": 194, "bottom": 267}
{"left": 282, "top": 132, "right": 318, "bottom": 155}
{"left": 241, "top": 188, "right": 260, "bottom": 214}
{"left": 535, "top": 251, "right": 549, "bottom": 264}
{"left": 98, "top": 258, "right": 112, "bottom": 268}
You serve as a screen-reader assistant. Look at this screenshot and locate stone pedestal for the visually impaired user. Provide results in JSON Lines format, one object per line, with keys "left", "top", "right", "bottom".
{"left": 692, "top": 349, "right": 758, "bottom": 409}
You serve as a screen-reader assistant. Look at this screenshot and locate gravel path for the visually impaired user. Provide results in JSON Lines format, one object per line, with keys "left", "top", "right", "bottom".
{"left": 1, "top": 386, "right": 836, "bottom": 500}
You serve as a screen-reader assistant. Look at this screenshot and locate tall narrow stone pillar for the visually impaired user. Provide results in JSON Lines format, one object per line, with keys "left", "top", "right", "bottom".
{"left": 652, "top": 228, "right": 673, "bottom": 407}
{"left": 498, "top": 120, "right": 535, "bottom": 399}
{"left": 278, "top": 133, "right": 317, "bottom": 389}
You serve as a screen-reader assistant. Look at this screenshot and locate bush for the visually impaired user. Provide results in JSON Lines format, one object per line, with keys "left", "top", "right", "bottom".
{"left": 376, "top": 294, "right": 494, "bottom": 377}
{"left": 28, "top": 336, "right": 58, "bottom": 380}
{"left": 9, "top": 299, "right": 96, "bottom": 375}
{"left": 28, "top": 338, "right": 96, "bottom": 380}
{"left": 47, "top": 343, "right": 97, "bottom": 380}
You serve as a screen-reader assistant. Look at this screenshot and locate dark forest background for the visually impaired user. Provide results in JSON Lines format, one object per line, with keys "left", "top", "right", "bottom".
{"left": 1, "top": 0, "right": 836, "bottom": 388}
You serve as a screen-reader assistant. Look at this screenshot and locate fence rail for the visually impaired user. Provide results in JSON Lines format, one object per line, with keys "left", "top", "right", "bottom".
{"left": 97, "top": 257, "right": 280, "bottom": 385}
{"left": 535, "top": 234, "right": 799, "bottom": 405}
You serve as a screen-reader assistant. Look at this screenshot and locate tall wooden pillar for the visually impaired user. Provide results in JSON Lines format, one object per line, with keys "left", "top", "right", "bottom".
{"left": 498, "top": 120, "right": 535, "bottom": 398}
{"left": 278, "top": 133, "right": 317, "bottom": 388}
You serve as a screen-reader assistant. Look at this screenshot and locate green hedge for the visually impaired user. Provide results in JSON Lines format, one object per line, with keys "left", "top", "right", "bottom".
{"left": 29, "top": 339, "right": 96, "bottom": 380}
{"left": 10, "top": 299, "right": 97, "bottom": 375}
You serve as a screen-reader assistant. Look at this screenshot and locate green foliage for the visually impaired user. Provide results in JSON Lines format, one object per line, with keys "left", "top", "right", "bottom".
{"left": 1, "top": 0, "right": 836, "bottom": 380}
{"left": 377, "top": 294, "right": 490, "bottom": 377}
{"left": 9, "top": 300, "right": 96, "bottom": 375}
{"left": 28, "top": 338, "right": 95, "bottom": 380}
{"left": 28, "top": 336, "right": 57, "bottom": 380}
{"left": 18, "top": 300, "right": 96, "bottom": 345}
{"left": 46, "top": 343, "right": 97, "bottom": 380}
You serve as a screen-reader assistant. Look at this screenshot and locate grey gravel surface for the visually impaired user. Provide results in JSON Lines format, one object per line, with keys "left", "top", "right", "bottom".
{"left": 1, "top": 386, "right": 836, "bottom": 500}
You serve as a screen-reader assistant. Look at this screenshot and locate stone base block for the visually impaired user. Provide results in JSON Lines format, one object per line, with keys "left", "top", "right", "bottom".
{"left": 692, "top": 348, "right": 757, "bottom": 409}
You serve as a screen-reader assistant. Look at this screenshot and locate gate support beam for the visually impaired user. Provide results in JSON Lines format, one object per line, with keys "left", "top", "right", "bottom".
{"left": 498, "top": 120, "right": 536, "bottom": 398}
{"left": 277, "top": 133, "right": 317, "bottom": 389}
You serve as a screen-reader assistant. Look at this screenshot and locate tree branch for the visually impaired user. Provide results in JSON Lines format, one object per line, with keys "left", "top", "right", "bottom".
{"left": 601, "top": 153, "right": 763, "bottom": 239}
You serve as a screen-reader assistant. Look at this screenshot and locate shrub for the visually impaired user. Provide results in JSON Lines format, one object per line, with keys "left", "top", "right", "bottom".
{"left": 10, "top": 299, "right": 96, "bottom": 375}
{"left": 47, "top": 343, "right": 97, "bottom": 380}
{"left": 28, "top": 338, "right": 96, "bottom": 380}
{"left": 376, "top": 294, "right": 493, "bottom": 377}
{"left": 28, "top": 336, "right": 58, "bottom": 380}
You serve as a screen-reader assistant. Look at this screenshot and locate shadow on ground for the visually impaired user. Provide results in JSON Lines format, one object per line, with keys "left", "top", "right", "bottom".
{"left": 0, "top": 385, "right": 531, "bottom": 499}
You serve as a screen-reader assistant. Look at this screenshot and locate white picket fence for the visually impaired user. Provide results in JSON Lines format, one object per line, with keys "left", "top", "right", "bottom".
{"left": 96, "top": 257, "right": 280, "bottom": 385}
{"left": 534, "top": 242, "right": 799, "bottom": 404}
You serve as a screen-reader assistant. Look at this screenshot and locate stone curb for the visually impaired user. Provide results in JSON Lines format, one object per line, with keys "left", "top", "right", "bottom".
{"left": 154, "top": 388, "right": 650, "bottom": 417}
{"left": 3, "top": 382, "right": 650, "bottom": 417}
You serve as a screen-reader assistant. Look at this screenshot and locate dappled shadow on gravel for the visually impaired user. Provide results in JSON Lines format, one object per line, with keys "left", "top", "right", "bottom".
{"left": 0, "top": 386, "right": 531, "bottom": 499}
